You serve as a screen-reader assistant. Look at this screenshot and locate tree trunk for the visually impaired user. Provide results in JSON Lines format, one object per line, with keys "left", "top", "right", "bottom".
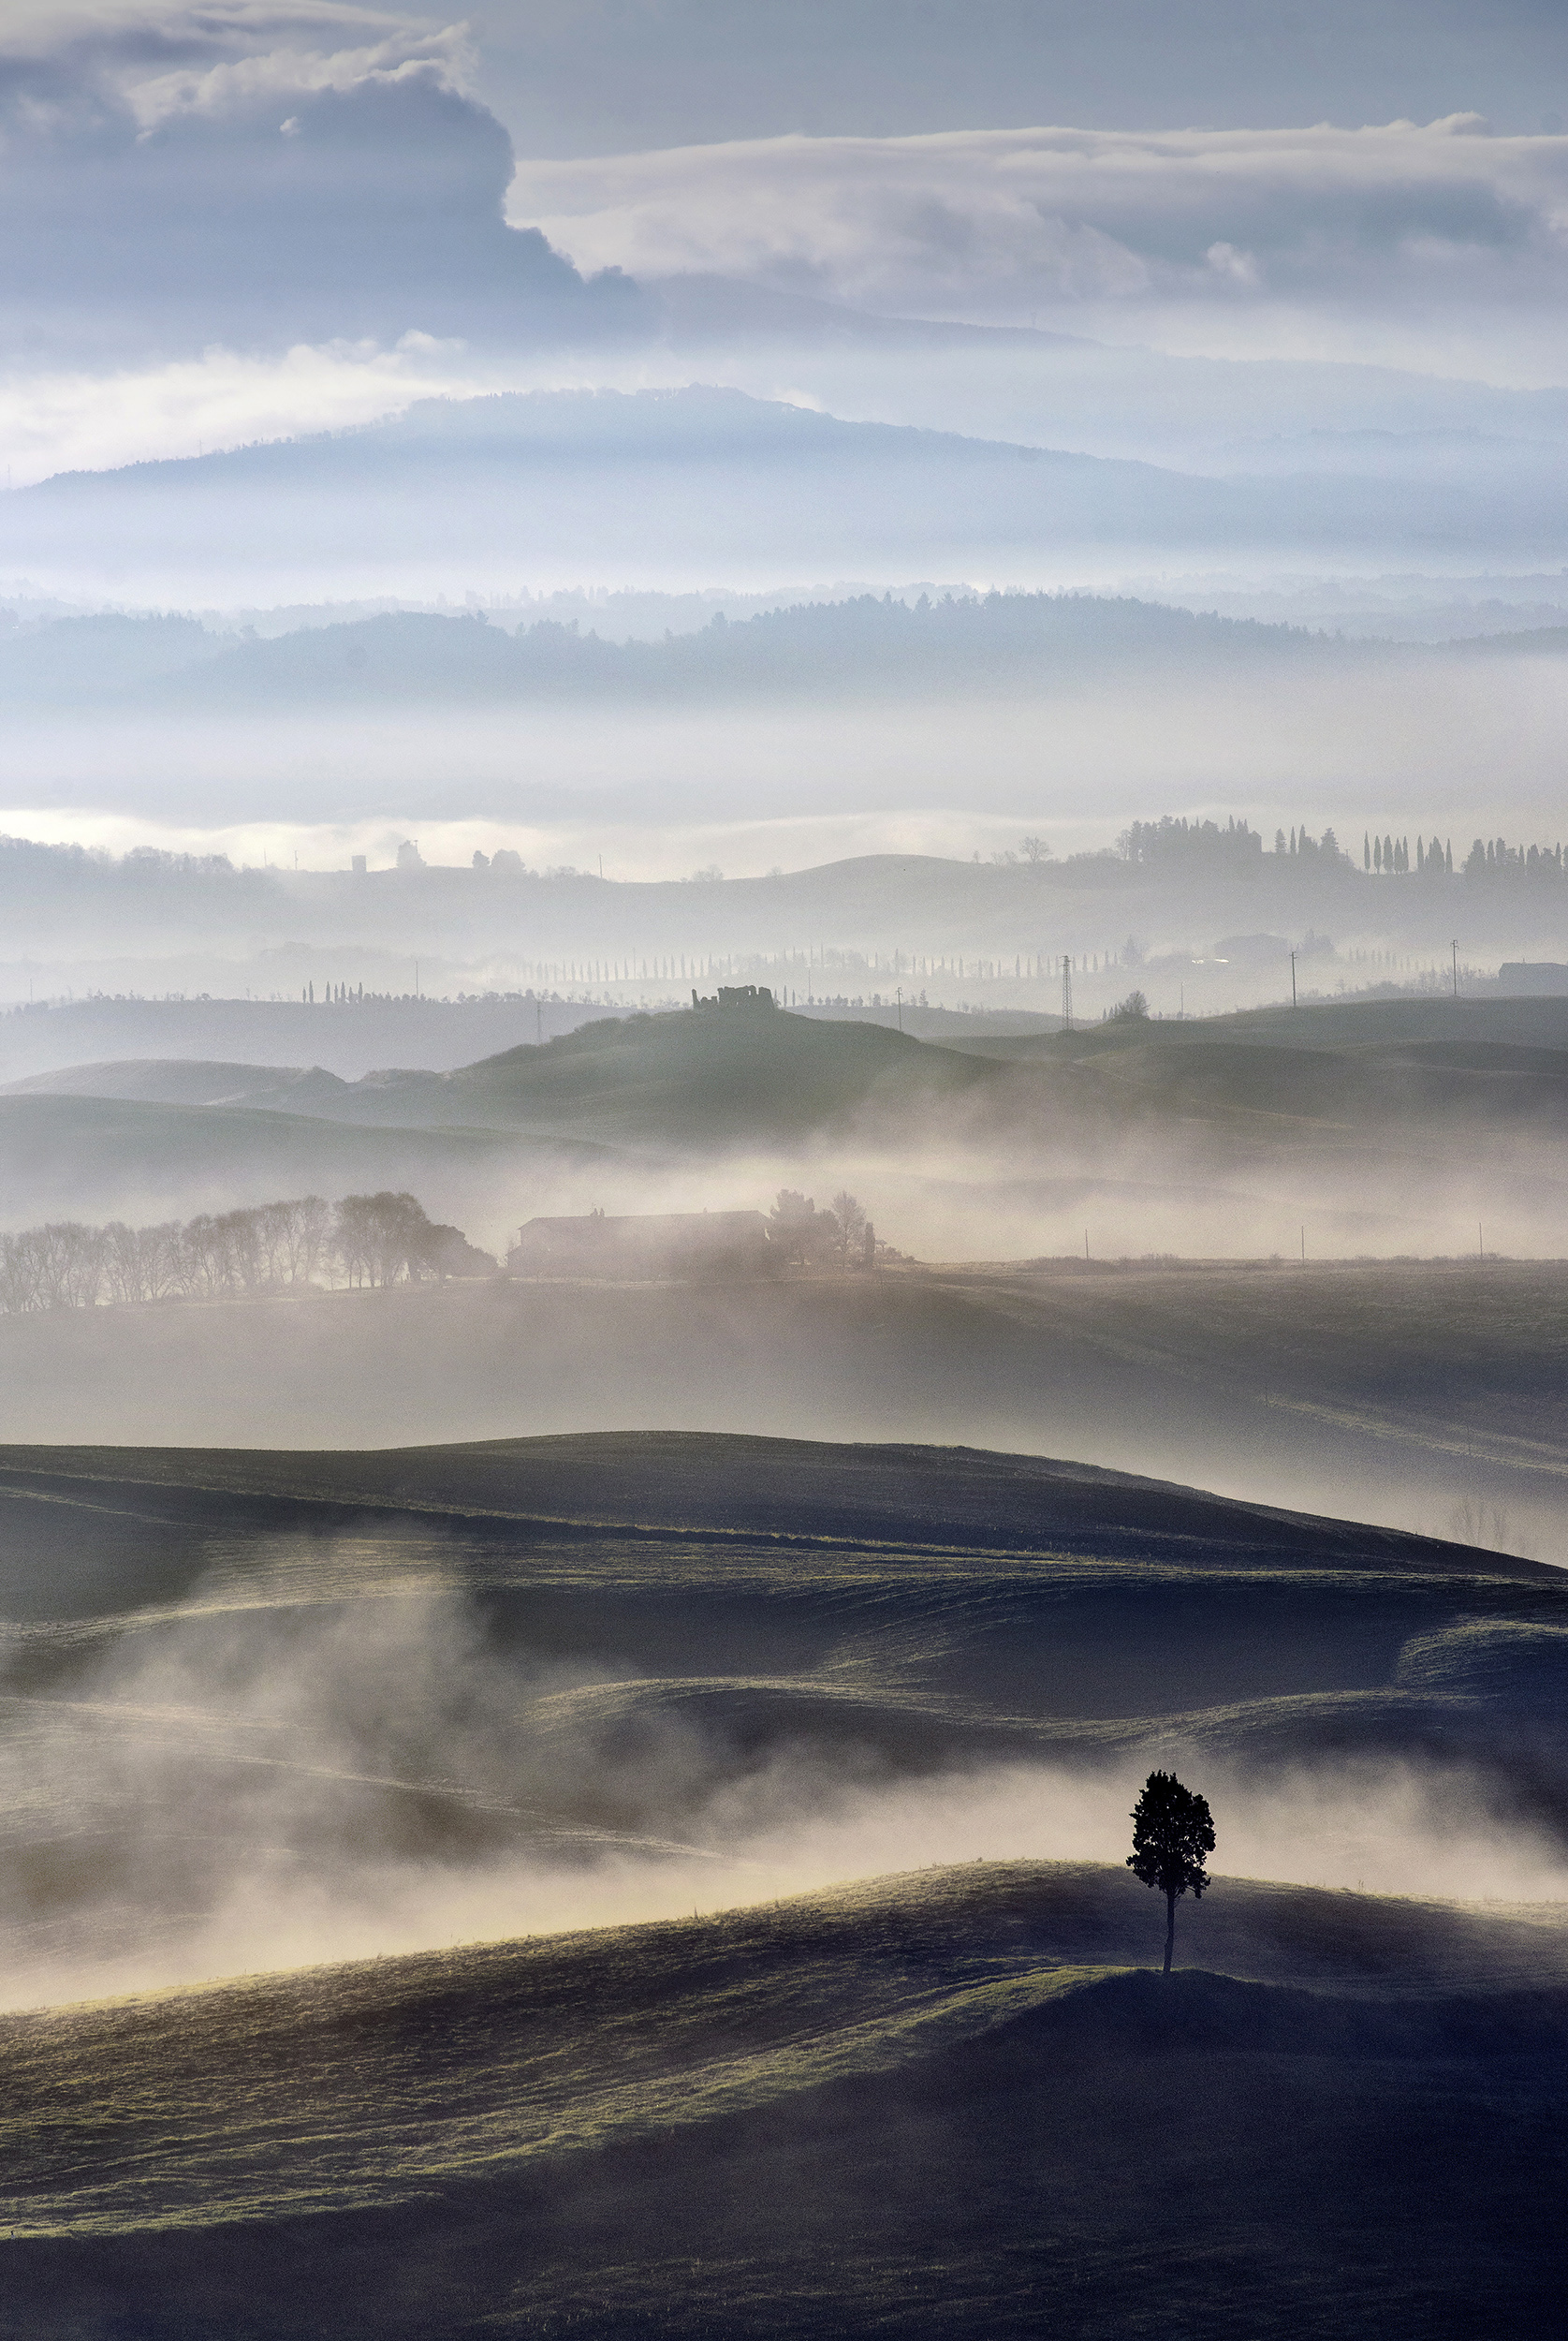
{"left": 1164, "top": 1889, "right": 1176, "bottom": 1976}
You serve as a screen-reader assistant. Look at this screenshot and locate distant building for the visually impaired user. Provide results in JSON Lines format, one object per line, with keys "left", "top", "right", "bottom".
{"left": 691, "top": 984, "right": 776, "bottom": 1011}
{"left": 507, "top": 1209, "right": 772, "bottom": 1280}
{"left": 351, "top": 854, "right": 367, "bottom": 876}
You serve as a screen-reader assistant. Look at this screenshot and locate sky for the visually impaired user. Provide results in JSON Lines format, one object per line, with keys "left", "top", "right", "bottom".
{"left": 5, "top": 0, "right": 1568, "bottom": 490}
{"left": 405, "top": 4, "right": 1568, "bottom": 152}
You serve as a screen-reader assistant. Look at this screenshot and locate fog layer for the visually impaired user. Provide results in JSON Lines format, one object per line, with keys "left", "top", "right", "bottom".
{"left": 2, "top": 1437, "right": 1563, "bottom": 2008}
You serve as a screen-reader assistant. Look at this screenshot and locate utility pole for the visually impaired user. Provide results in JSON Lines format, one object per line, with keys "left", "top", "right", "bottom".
{"left": 1290, "top": 950, "right": 1297, "bottom": 1009}
{"left": 895, "top": 985, "right": 903, "bottom": 1033}
{"left": 1451, "top": 940, "right": 1459, "bottom": 1000}
{"left": 1061, "top": 954, "right": 1074, "bottom": 1032}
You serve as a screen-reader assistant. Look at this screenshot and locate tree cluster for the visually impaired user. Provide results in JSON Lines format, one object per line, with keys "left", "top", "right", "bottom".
{"left": 1461, "top": 836, "right": 1568, "bottom": 878}
{"left": 1106, "top": 990, "right": 1150, "bottom": 1023}
{"left": 767, "top": 1187, "right": 877, "bottom": 1270}
{"left": 1117, "top": 816, "right": 1263, "bottom": 872}
{"left": 0, "top": 1191, "right": 490, "bottom": 1315}
{"left": 1272, "top": 824, "right": 1351, "bottom": 869}
{"left": 1364, "top": 832, "right": 1568, "bottom": 878}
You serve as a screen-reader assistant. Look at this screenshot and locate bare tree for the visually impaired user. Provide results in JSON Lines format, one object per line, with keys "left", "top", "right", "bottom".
{"left": 829, "top": 1190, "right": 868, "bottom": 1270}
{"left": 334, "top": 1192, "right": 442, "bottom": 1287}
{"left": 0, "top": 1192, "right": 484, "bottom": 1314}
{"left": 101, "top": 1220, "right": 178, "bottom": 1305}
{"left": 279, "top": 1197, "right": 331, "bottom": 1287}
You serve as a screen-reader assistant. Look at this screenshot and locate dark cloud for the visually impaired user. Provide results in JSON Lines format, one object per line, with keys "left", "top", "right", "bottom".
{"left": 0, "top": 11, "right": 649, "bottom": 359}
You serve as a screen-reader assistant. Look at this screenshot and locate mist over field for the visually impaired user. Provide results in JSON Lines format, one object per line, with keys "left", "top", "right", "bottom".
{"left": 4, "top": 1441, "right": 1566, "bottom": 2020}
{"left": 4, "top": 7, "right": 1568, "bottom": 2334}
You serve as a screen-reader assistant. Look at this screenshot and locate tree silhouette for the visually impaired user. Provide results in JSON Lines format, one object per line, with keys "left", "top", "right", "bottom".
{"left": 1127, "top": 1769, "right": 1215, "bottom": 1975}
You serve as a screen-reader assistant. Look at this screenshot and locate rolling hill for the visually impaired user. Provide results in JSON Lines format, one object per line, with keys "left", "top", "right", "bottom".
{"left": 0, "top": 1430, "right": 1564, "bottom": 2334}
{"left": 18, "top": 999, "right": 1568, "bottom": 1159}
{"left": 3, "top": 1864, "right": 1566, "bottom": 2339}
{"left": 2, "top": 1009, "right": 1000, "bottom": 1153}
{"left": 0, "top": 1092, "right": 609, "bottom": 1228}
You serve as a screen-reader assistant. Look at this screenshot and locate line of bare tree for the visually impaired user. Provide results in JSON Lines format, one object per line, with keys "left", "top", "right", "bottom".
{"left": 0, "top": 1191, "right": 491, "bottom": 1315}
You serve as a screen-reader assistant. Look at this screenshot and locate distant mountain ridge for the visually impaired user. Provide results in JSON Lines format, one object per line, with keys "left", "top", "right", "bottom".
{"left": 8, "top": 387, "right": 1568, "bottom": 596}
{"left": 0, "top": 582, "right": 1336, "bottom": 713}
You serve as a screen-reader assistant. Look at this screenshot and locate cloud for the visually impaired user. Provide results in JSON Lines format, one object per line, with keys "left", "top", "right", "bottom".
{"left": 0, "top": 338, "right": 501, "bottom": 484}
{"left": 511, "top": 117, "right": 1568, "bottom": 334}
{"left": 0, "top": 5, "right": 647, "bottom": 360}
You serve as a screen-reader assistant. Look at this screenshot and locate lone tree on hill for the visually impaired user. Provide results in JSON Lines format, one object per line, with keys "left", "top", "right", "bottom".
{"left": 1127, "top": 1769, "right": 1215, "bottom": 1975}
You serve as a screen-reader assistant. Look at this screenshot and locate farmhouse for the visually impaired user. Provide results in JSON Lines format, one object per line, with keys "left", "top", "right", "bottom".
{"left": 506, "top": 1209, "right": 772, "bottom": 1280}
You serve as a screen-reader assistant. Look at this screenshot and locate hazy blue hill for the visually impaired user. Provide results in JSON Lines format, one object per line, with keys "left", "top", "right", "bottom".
{"left": 22, "top": 385, "right": 1233, "bottom": 505}
{"left": 9, "top": 387, "right": 1567, "bottom": 588}
{"left": 0, "top": 611, "right": 223, "bottom": 700}
{"left": 0, "top": 389, "right": 1256, "bottom": 582}
{"left": 0, "top": 1427, "right": 1560, "bottom": 1843}
{"left": 0, "top": 591, "right": 1332, "bottom": 715}
{"left": 169, "top": 587, "right": 1326, "bottom": 711}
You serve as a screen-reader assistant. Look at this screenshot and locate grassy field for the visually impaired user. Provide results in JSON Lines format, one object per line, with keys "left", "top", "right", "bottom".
{"left": 0, "top": 1431, "right": 1564, "bottom": 2333}
{"left": 0, "top": 1867, "right": 1564, "bottom": 2336}
{"left": 3, "top": 1259, "right": 1566, "bottom": 1557}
